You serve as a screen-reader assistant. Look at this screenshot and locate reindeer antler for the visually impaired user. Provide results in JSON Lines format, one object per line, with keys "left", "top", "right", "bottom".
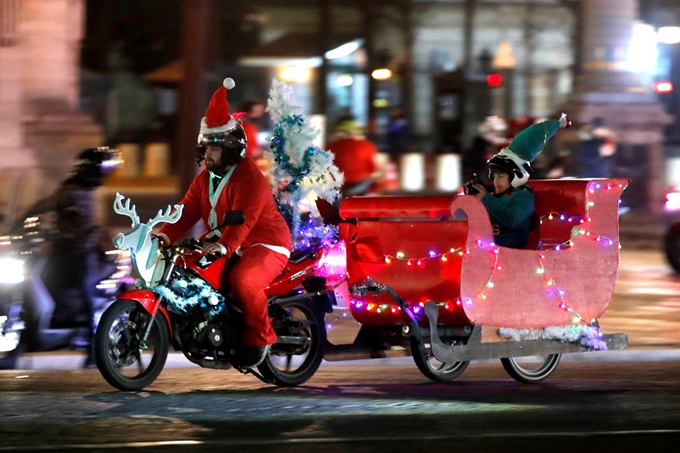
{"left": 147, "top": 204, "right": 184, "bottom": 229}
{"left": 113, "top": 193, "right": 140, "bottom": 226}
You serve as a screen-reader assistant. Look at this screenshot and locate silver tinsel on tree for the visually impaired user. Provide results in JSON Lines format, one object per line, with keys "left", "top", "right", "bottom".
{"left": 266, "top": 79, "right": 344, "bottom": 250}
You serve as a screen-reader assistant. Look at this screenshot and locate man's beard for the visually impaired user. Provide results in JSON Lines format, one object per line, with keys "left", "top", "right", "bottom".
{"left": 205, "top": 158, "right": 224, "bottom": 174}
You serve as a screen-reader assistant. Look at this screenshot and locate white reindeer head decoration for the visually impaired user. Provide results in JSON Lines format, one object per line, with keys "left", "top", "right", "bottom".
{"left": 112, "top": 193, "right": 183, "bottom": 287}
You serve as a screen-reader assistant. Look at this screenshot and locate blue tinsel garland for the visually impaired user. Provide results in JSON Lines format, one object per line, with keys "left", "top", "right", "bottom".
{"left": 155, "top": 276, "right": 226, "bottom": 319}
{"left": 270, "top": 114, "right": 338, "bottom": 251}
{"left": 270, "top": 115, "right": 324, "bottom": 194}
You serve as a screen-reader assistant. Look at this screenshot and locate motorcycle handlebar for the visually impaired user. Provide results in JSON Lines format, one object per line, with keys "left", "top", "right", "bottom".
{"left": 157, "top": 236, "right": 225, "bottom": 263}
{"left": 177, "top": 237, "right": 202, "bottom": 251}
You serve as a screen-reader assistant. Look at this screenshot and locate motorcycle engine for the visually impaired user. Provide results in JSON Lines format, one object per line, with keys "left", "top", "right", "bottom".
{"left": 174, "top": 310, "right": 240, "bottom": 358}
{"left": 193, "top": 320, "right": 237, "bottom": 349}
{"left": 156, "top": 273, "right": 240, "bottom": 356}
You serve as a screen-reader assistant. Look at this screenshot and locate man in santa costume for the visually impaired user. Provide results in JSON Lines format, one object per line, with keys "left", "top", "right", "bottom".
{"left": 156, "top": 77, "right": 292, "bottom": 369}
{"left": 326, "top": 119, "right": 379, "bottom": 198}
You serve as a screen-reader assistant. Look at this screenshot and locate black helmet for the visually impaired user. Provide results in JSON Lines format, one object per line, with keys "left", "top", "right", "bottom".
{"left": 195, "top": 123, "right": 247, "bottom": 169}
{"left": 487, "top": 153, "right": 530, "bottom": 188}
{"left": 71, "top": 146, "right": 122, "bottom": 187}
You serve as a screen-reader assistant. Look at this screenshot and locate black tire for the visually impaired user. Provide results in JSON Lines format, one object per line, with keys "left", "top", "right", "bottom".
{"left": 94, "top": 299, "right": 169, "bottom": 391}
{"left": 500, "top": 354, "right": 561, "bottom": 384}
{"left": 257, "top": 299, "right": 326, "bottom": 387}
{"left": 664, "top": 222, "right": 680, "bottom": 273}
{"left": 410, "top": 337, "right": 469, "bottom": 383}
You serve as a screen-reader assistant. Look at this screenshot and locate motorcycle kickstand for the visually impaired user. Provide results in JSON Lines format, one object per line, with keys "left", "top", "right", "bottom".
{"left": 236, "top": 366, "right": 275, "bottom": 385}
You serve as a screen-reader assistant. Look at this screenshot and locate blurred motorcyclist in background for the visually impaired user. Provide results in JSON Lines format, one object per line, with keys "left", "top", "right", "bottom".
{"left": 17, "top": 146, "right": 122, "bottom": 367}
{"left": 318, "top": 119, "right": 380, "bottom": 225}
{"left": 326, "top": 119, "right": 380, "bottom": 198}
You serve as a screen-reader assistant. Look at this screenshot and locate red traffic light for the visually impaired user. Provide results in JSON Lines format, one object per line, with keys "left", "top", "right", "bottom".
{"left": 487, "top": 73, "right": 502, "bottom": 87}
{"left": 652, "top": 81, "right": 674, "bottom": 94}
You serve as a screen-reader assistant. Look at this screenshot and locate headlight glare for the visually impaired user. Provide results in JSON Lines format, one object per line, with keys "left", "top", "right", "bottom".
{"left": 0, "top": 258, "right": 24, "bottom": 284}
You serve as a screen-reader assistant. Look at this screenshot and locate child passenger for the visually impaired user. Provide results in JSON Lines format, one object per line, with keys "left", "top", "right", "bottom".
{"left": 469, "top": 114, "right": 569, "bottom": 249}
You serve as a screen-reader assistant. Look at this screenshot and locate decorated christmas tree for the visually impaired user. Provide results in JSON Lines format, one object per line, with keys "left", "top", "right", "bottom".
{"left": 266, "top": 79, "right": 344, "bottom": 251}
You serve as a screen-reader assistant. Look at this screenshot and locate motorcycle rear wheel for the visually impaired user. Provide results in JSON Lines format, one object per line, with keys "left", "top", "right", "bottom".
{"left": 95, "top": 299, "right": 169, "bottom": 391}
{"left": 257, "top": 298, "right": 326, "bottom": 387}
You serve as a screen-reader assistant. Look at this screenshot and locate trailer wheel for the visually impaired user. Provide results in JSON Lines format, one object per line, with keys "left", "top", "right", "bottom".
{"left": 410, "top": 337, "right": 469, "bottom": 383}
{"left": 501, "top": 354, "right": 561, "bottom": 384}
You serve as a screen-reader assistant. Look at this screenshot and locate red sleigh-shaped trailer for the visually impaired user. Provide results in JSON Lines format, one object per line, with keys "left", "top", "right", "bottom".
{"left": 326, "top": 178, "right": 630, "bottom": 383}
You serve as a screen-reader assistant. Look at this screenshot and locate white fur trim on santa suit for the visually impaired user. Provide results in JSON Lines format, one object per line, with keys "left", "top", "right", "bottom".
{"left": 199, "top": 116, "right": 240, "bottom": 136}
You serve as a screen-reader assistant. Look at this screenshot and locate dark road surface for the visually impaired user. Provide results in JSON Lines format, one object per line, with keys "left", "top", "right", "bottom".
{"left": 2, "top": 360, "right": 680, "bottom": 453}
{"left": 2, "top": 249, "right": 680, "bottom": 452}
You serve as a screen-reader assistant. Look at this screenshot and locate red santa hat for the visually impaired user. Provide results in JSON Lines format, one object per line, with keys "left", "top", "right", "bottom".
{"left": 199, "top": 77, "right": 242, "bottom": 136}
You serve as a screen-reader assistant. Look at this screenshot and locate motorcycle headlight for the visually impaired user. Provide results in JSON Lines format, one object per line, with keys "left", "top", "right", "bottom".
{"left": 0, "top": 258, "right": 24, "bottom": 284}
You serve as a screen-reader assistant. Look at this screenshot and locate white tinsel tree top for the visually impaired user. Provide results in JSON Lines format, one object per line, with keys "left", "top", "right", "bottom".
{"left": 265, "top": 79, "right": 344, "bottom": 249}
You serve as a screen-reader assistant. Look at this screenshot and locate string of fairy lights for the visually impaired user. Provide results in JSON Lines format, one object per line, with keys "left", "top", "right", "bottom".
{"left": 349, "top": 181, "right": 627, "bottom": 331}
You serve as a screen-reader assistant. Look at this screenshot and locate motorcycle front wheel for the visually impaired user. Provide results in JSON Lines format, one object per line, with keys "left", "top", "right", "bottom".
{"left": 257, "top": 298, "right": 326, "bottom": 387}
{"left": 94, "top": 299, "right": 169, "bottom": 391}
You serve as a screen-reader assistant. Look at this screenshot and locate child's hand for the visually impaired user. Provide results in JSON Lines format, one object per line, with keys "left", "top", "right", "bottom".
{"left": 471, "top": 183, "right": 488, "bottom": 198}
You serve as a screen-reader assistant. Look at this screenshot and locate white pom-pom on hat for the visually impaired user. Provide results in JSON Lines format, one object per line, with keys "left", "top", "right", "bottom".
{"left": 223, "top": 77, "right": 235, "bottom": 89}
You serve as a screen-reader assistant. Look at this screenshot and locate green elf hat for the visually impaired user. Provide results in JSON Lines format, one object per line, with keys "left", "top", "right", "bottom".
{"left": 508, "top": 113, "right": 568, "bottom": 161}
{"left": 488, "top": 113, "right": 568, "bottom": 188}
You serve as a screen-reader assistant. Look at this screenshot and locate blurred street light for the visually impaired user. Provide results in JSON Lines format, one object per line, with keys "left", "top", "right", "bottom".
{"left": 279, "top": 66, "right": 312, "bottom": 83}
{"left": 492, "top": 41, "right": 516, "bottom": 120}
{"left": 492, "top": 41, "right": 517, "bottom": 70}
{"left": 652, "top": 80, "right": 674, "bottom": 94}
{"left": 336, "top": 74, "right": 353, "bottom": 87}
{"left": 658, "top": 26, "right": 680, "bottom": 45}
{"left": 487, "top": 73, "right": 502, "bottom": 87}
{"left": 371, "top": 68, "right": 392, "bottom": 80}
{"left": 325, "top": 40, "right": 362, "bottom": 60}
{"left": 626, "top": 22, "right": 658, "bottom": 74}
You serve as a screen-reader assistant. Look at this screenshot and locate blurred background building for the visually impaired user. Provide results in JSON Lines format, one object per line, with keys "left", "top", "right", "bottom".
{"left": 1, "top": 0, "right": 679, "bottom": 227}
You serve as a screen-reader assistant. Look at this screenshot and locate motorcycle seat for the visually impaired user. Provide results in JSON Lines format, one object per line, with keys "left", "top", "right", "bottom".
{"left": 288, "top": 248, "right": 315, "bottom": 264}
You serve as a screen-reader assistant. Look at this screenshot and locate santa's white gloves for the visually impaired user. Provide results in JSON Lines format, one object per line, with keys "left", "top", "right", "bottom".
{"left": 202, "top": 242, "right": 226, "bottom": 256}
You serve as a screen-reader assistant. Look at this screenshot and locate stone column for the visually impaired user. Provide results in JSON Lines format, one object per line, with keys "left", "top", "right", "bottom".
{"left": 20, "top": 0, "right": 102, "bottom": 185}
{"left": 559, "top": 0, "right": 672, "bottom": 212}
{"left": 0, "top": 0, "right": 41, "bottom": 225}
{"left": 21, "top": 0, "right": 82, "bottom": 110}
{"left": 0, "top": 0, "right": 34, "bottom": 167}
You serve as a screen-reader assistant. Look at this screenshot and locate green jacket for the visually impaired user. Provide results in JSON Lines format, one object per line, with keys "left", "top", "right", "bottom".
{"left": 481, "top": 186, "right": 535, "bottom": 249}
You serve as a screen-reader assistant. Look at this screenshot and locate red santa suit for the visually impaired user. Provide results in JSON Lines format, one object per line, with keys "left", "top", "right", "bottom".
{"left": 159, "top": 157, "right": 292, "bottom": 347}
{"left": 326, "top": 137, "right": 378, "bottom": 186}
{"left": 242, "top": 121, "right": 261, "bottom": 158}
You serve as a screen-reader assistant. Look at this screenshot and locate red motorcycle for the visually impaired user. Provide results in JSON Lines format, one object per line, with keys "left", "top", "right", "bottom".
{"left": 94, "top": 194, "right": 344, "bottom": 391}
